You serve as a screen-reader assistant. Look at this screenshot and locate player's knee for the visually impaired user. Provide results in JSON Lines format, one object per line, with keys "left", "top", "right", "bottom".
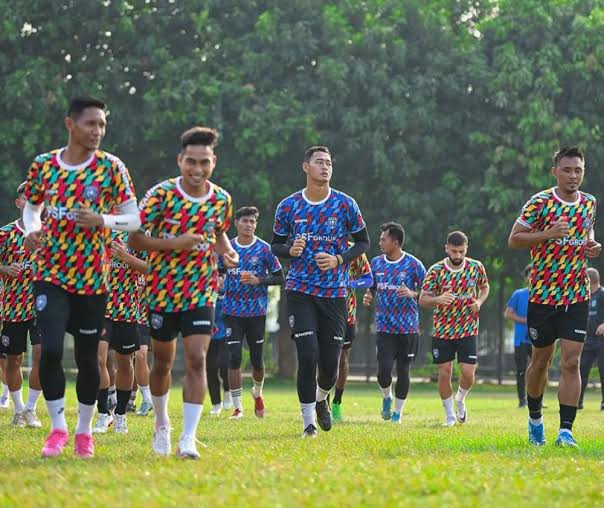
{"left": 7, "top": 355, "right": 23, "bottom": 369}
{"left": 41, "top": 347, "right": 62, "bottom": 368}
{"left": 531, "top": 354, "right": 552, "bottom": 371}
{"left": 32, "top": 345, "right": 42, "bottom": 365}
{"left": 560, "top": 353, "right": 580, "bottom": 372}
{"left": 249, "top": 348, "right": 264, "bottom": 371}
{"left": 187, "top": 352, "right": 206, "bottom": 375}
{"left": 438, "top": 363, "right": 453, "bottom": 377}
{"left": 228, "top": 346, "right": 242, "bottom": 370}
{"left": 152, "top": 357, "right": 172, "bottom": 377}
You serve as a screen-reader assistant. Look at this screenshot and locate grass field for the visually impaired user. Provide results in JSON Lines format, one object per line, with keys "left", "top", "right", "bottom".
{"left": 1, "top": 380, "right": 603, "bottom": 507}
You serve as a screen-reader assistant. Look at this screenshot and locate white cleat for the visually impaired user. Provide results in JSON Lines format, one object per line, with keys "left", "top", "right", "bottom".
{"left": 176, "top": 434, "right": 200, "bottom": 459}
{"left": 92, "top": 413, "right": 113, "bottom": 434}
{"left": 0, "top": 395, "right": 10, "bottom": 410}
{"left": 12, "top": 411, "right": 26, "bottom": 428}
{"left": 222, "top": 391, "right": 233, "bottom": 410}
{"left": 152, "top": 425, "right": 172, "bottom": 456}
{"left": 114, "top": 414, "right": 129, "bottom": 434}
{"left": 442, "top": 416, "right": 457, "bottom": 427}
{"left": 23, "top": 408, "right": 42, "bottom": 428}
{"left": 210, "top": 404, "right": 222, "bottom": 416}
{"left": 455, "top": 400, "right": 467, "bottom": 424}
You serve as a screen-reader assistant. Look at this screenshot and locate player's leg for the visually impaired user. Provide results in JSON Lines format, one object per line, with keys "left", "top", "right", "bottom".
{"left": 2, "top": 323, "right": 27, "bottom": 426}
{"left": 135, "top": 325, "right": 153, "bottom": 416}
{"left": 392, "top": 334, "right": 417, "bottom": 423}
{"left": 247, "top": 316, "right": 267, "bottom": 418}
{"left": 515, "top": 343, "right": 530, "bottom": 407}
{"left": 23, "top": 320, "right": 43, "bottom": 427}
{"left": 219, "top": 340, "right": 231, "bottom": 408}
{"left": 432, "top": 337, "right": 457, "bottom": 426}
{"left": 226, "top": 317, "right": 245, "bottom": 418}
{"left": 555, "top": 338, "right": 583, "bottom": 447}
{"left": 376, "top": 333, "right": 395, "bottom": 421}
{"left": 107, "top": 349, "right": 117, "bottom": 413}
{"left": 597, "top": 341, "right": 604, "bottom": 410}
{"left": 93, "top": 335, "right": 112, "bottom": 434}
{"left": 578, "top": 342, "right": 596, "bottom": 409}
{"left": 112, "top": 322, "right": 139, "bottom": 433}
{"left": 0, "top": 354, "right": 8, "bottom": 409}
{"left": 454, "top": 336, "right": 478, "bottom": 424}
{"left": 332, "top": 323, "right": 355, "bottom": 423}
{"left": 206, "top": 339, "right": 223, "bottom": 414}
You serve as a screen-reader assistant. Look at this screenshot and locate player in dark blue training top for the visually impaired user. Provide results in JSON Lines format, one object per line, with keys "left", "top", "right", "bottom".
{"left": 271, "top": 145, "right": 369, "bottom": 438}
{"left": 222, "top": 206, "right": 283, "bottom": 420}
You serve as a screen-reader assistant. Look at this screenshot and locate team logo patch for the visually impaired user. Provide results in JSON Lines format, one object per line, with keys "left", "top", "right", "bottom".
{"left": 592, "top": 300, "right": 597, "bottom": 308}
{"left": 327, "top": 217, "right": 338, "bottom": 229}
{"left": 529, "top": 327, "right": 538, "bottom": 341}
{"left": 36, "top": 295, "right": 47, "bottom": 312}
{"left": 289, "top": 315, "right": 295, "bottom": 328}
{"left": 83, "top": 185, "right": 100, "bottom": 201}
{"left": 250, "top": 256, "right": 259, "bottom": 265}
{"left": 585, "top": 218, "right": 591, "bottom": 229}
{"left": 467, "top": 279, "right": 476, "bottom": 288}
{"left": 432, "top": 348, "right": 439, "bottom": 359}
{"left": 226, "top": 328, "right": 232, "bottom": 337}
{"left": 151, "top": 314, "right": 163, "bottom": 330}
{"left": 1, "top": 336, "right": 9, "bottom": 347}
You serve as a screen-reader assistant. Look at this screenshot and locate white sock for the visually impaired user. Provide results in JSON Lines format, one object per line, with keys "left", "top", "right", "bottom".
{"left": 140, "top": 385, "right": 152, "bottom": 404}
{"left": 455, "top": 386, "right": 470, "bottom": 403}
{"left": 442, "top": 397, "right": 455, "bottom": 419}
{"left": 212, "top": 403, "right": 222, "bottom": 411}
{"left": 25, "top": 388, "right": 42, "bottom": 411}
{"left": 152, "top": 393, "right": 170, "bottom": 427}
{"left": 1, "top": 383, "right": 8, "bottom": 398}
{"left": 10, "top": 389, "right": 25, "bottom": 412}
{"left": 232, "top": 388, "right": 243, "bottom": 411}
{"left": 529, "top": 416, "right": 544, "bottom": 425}
{"left": 182, "top": 402, "right": 203, "bottom": 439}
{"left": 75, "top": 402, "right": 95, "bottom": 435}
{"left": 395, "top": 397, "right": 406, "bottom": 414}
{"left": 316, "top": 386, "right": 330, "bottom": 402}
{"left": 108, "top": 385, "right": 117, "bottom": 404}
{"left": 381, "top": 384, "right": 392, "bottom": 399}
{"left": 252, "top": 378, "right": 264, "bottom": 398}
{"left": 223, "top": 390, "right": 232, "bottom": 402}
{"left": 301, "top": 402, "right": 316, "bottom": 429}
{"left": 46, "top": 398, "right": 68, "bottom": 431}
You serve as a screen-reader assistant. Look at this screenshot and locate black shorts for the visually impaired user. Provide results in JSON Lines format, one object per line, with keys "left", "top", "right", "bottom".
{"left": 149, "top": 307, "right": 214, "bottom": 342}
{"left": 377, "top": 332, "right": 418, "bottom": 361}
{"left": 432, "top": 336, "right": 477, "bottom": 365}
{"left": 286, "top": 290, "right": 347, "bottom": 345}
{"left": 138, "top": 324, "right": 151, "bottom": 348}
{"left": 224, "top": 315, "right": 266, "bottom": 347}
{"left": 0, "top": 319, "right": 41, "bottom": 356}
{"left": 342, "top": 323, "right": 356, "bottom": 351}
{"left": 527, "top": 301, "right": 588, "bottom": 348}
{"left": 102, "top": 320, "right": 140, "bottom": 355}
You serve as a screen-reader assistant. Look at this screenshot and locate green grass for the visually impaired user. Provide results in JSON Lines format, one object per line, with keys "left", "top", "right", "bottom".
{"left": 1, "top": 381, "right": 604, "bottom": 507}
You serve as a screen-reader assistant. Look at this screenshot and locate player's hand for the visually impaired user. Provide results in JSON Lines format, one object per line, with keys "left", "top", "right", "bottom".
{"left": 240, "top": 271, "right": 260, "bottom": 285}
{"left": 74, "top": 203, "right": 104, "bottom": 229}
{"left": 586, "top": 240, "right": 602, "bottom": 258}
{"left": 24, "top": 231, "right": 42, "bottom": 251}
{"left": 469, "top": 299, "right": 481, "bottom": 313}
{"left": 289, "top": 238, "right": 306, "bottom": 257}
{"left": 222, "top": 249, "right": 239, "bottom": 268}
{"left": 216, "top": 275, "right": 225, "bottom": 292}
{"left": 436, "top": 291, "right": 455, "bottom": 306}
{"left": 3, "top": 263, "right": 23, "bottom": 278}
{"left": 596, "top": 323, "right": 604, "bottom": 336}
{"left": 396, "top": 284, "right": 414, "bottom": 298}
{"left": 172, "top": 232, "right": 204, "bottom": 251}
{"left": 110, "top": 240, "right": 129, "bottom": 260}
{"left": 315, "top": 252, "right": 338, "bottom": 272}
{"left": 362, "top": 289, "right": 373, "bottom": 307}
{"left": 546, "top": 219, "right": 570, "bottom": 239}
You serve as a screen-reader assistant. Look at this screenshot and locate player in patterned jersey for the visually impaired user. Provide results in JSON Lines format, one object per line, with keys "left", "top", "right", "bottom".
{"left": 22, "top": 97, "right": 140, "bottom": 458}
{"left": 0, "top": 182, "right": 43, "bottom": 428}
{"left": 331, "top": 247, "right": 372, "bottom": 423}
{"left": 222, "top": 206, "right": 284, "bottom": 419}
{"left": 363, "top": 222, "right": 426, "bottom": 423}
{"left": 271, "top": 146, "right": 370, "bottom": 438}
{"left": 128, "top": 127, "right": 237, "bottom": 459}
{"left": 93, "top": 231, "right": 147, "bottom": 434}
{"left": 508, "top": 146, "right": 601, "bottom": 447}
{"left": 419, "top": 231, "right": 489, "bottom": 427}
{"left": 134, "top": 273, "right": 154, "bottom": 416}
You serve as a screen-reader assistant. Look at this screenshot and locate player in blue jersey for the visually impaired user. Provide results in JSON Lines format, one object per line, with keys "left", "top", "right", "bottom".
{"left": 207, "top": 275, "right": 231, "bottom": 415}
{"left": 222, "top": 206, "right": 283, "bottom": 419}
{"left": 271, "top": 146, "right": 370, "bottom": 438}
{"left": 363, "top": 222, "right": 426, "bottom": 423}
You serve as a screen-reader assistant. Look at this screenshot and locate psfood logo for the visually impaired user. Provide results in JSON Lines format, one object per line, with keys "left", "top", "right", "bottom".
{"left": 45, "top": 205, "right": 76, "bottom": 221}
{"left": 555, "top": 237, "right": 587, "bottom": 247}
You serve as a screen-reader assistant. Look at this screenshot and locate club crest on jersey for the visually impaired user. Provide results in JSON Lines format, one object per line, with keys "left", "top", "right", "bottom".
{"left": 529, "top": 328, "right": 538, "bottom": 341}
{"left": 327, "top": 217, "right": 338, "bottom": 229}
{"left": 83, "top": 185, "right": 100, "bottom": 202}
{"left": 151, "top": 314, "right": 163, "bottom": 330}
{"left": 36, "top": 295, "right": 47, "bottom": 312}
{"left": 250, "top": 256, "right": 259, "bottom": 265}
{"left": 585, "top": 218, "right": 591, "bottom": 229}
{"left": 468, "top": 279, "right": 476, "bottom": 288}
{"left": 289, "top": 315, "right": 295, "bottom": 328}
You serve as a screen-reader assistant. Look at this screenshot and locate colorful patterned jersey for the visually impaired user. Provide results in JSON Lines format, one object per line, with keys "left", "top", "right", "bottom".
{"left": 137, "top": 273, "right": 148, "bottom": 326}
{"left": 273, "top": 188, "right": 366, "bottom": 298}
{"left": 421, "top": 257, "right": 489, "bottom": 339}
{"left": 105, "top": 231, "right": 147, "bottom": 322}
{"left": 24, "top": 149, "right": 136, "bottom": 295}
{"left": 139, "top": 177, "right": 232, "bottom": 313}
{"left": 371, "top": 253, "right": 426, "bottom": 334}
{"left": 346, "top": 253, "right": 372, "bottom": 325}
{"left": 516, "top": 188, "right": 597, "bottom": 306}
{"left": 0, "top": 221, "right": 36, "bottom": 322}
{"left": 221, "top": 237, "right": 282, "bottom": 317}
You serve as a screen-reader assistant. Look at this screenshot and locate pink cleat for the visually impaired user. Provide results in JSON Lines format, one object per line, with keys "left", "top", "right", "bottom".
{"left": 74, "top": 433, "right": 95, "bottom": 458}
{"left": 41, "top": 429, "right": 70, "bottom": 458}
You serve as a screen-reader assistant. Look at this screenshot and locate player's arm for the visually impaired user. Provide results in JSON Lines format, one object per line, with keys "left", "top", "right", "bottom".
{"left": 504, "top": 306, "right": 526, "bottom": 324}
{"left": 128, "top": 230, "right": 203, "bottom": 252}
{"left": 271, "top": 232, "right": 306, "bottom": 259}
{"left": 350, "top": 272, "right": 373, "bottom": 290}
{"left": 214, "top": 232, "right": 239, "bottom": 268}
{"left": 471, "top": 282, "right": 490, "bottom": 312}
{"left": 110, "top": 241, "right": 148, "bottom": 274}
{"left": 316, "top": 227, "right": 370, "bottom": 272}
{"left": 75, "top": 199, "right": 142, "bottom": 232}
{"left": 508, "top": 220, "right": 568, "bottom": 249}
{"left": 258, "top": 268, "right": 285, "bottom": 286}
{"left": 419, "top": 290, "right": 454, "bottom": 308}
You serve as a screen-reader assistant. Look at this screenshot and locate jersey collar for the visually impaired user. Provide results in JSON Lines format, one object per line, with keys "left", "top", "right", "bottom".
{"left": 302, "top": 188, "right": 331, "bottom": 205}
{"left": 176, "top": 177, "right": 214, "bottom": 203}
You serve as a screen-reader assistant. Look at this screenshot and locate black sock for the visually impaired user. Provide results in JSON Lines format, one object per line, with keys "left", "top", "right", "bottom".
{"left": 115, "top": 389, "right": 131, "bottom": 416}
{"left": 559, "top": 404, "right": 577, "bottom": 431}
{"left": 333, "top": 388, "right": 344, "bottom": 405}
{"left": 527, "top": 394, "right": 543, "bottom": 420}
{"left": 97, "top": 388, "right": 109, "bottom": 414}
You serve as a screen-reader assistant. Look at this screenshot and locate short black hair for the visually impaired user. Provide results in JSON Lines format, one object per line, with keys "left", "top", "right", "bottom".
{"left": 524, "top": 264, "right": 531, "bottom": 278}
{"left": 553, "top": 146, "right": 584, "bottom": 166}
{"left": 447, "top": 231, "right": 468, "bottom": 246}
{"left": 181, "top": 126, "right": 218, "bottom": 151}
{"left": 304, "top": 145, "right": 331, "bottom": 162}
{"left": 17, "top": 181, "right": 26, "bottom": 196}
{"left": 380, "top": 221, "right": 405, "bottom": 247}
{"left": 588, "top": 267, "right": 600, "bottom": 284}
{"left": 235, "top": 206, "right": 259, "bottom": 221}
{"left": 67, "top": 97, "right": 106, "bottom": 118}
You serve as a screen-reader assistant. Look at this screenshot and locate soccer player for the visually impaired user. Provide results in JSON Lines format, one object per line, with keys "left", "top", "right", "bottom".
{"left": 331, "top": 246, "right": 372, "bottom": 423}
{"left": 128, "top": 126, "right": 237, "bottom": 459}
{"left": 22, "top": 97, "right": 140, "bottom": 458}
{"left": 271, "top": 145, "right": 369, "bottom": 438}
{"left": 508, "top": 146, "right": 601, "bottom": 447}
{"left": 419, "top": 231, "right": 489, "bottom": 427}
{"left": 363, "top": 222, "right": 426, "bottom": 423}
{"left": 93, "top": 231, "right": 147, "bottom": 434}
{"left": 207, "top": 276, "right": 230, "bottom": 415}
{"left": 222, "top": 206, "right": 284, "bottom": 419}
{"left": 504, "top": 264, "right": 532, "bottom": 408}
{"left": 579, "top": 268, "right": 604, "bottom": 410}
{"left": 0, "top": 358, "right": 8, "bottom": 409}
{"left": 135, "top": 273, "right": 153, "bottom": 416}
{"left": 0, "top": 182, "right": 43, "bottom": 428}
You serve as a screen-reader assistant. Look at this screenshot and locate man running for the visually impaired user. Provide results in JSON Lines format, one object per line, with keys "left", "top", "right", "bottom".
{"left": 208, "top": 275, "right": 230, "bottom": 415}
{"left": 419, "top": 231, "right": 489, "bottom": 427}
{"left": 271, "top": 145, "right": 369, "bottom": 438}
{"left": 509, "top": 146, "right": 600, "bottom": 447}
{"left": 135, "top": 272, "right": 154, "bottom": 416}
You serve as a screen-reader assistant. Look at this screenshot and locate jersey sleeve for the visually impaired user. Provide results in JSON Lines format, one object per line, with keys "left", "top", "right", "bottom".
{"left": 215, "top": 192, "right": 233, "bottom": 235}
{"left": 24, "top": 157, "right": 46, "bottom": 206}
{"left": 421, "top": 265, "right": 440, "bottom": 294}
{"left": 516, "top": 194, "right": 544, "bottom": 230}
{"left": 347, "top": 196, "right": 366, "bottom": 234}
{"left": 507, "top": 290, "right": 519, "bottom": 311}
{"left": 111, "top": 157, "right": 137, "bottom": 207}
{"left": 138, "top": 187, "right": 163, "bottom": 236}
{"left": 414, "top": 260, "right": 427, "bottom": 291}
{"left": 0, "top": 228, "right": 9, "bottom": 265}
{"left": 266, "top": 245, "right": 282, "bottom": 272}
{"left": 477, "top": 262, "right": 489, "bottom": 287}
{"left": 273, "top": 198, "right": 291, "bottom": 237}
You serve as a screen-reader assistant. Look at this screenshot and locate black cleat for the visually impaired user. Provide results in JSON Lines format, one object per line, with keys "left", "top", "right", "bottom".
{"left": 315, "top": 400, "right": 332, "bottom": 432}
{"left": 302, "top": 424, "right": 318, "bottom": 438}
